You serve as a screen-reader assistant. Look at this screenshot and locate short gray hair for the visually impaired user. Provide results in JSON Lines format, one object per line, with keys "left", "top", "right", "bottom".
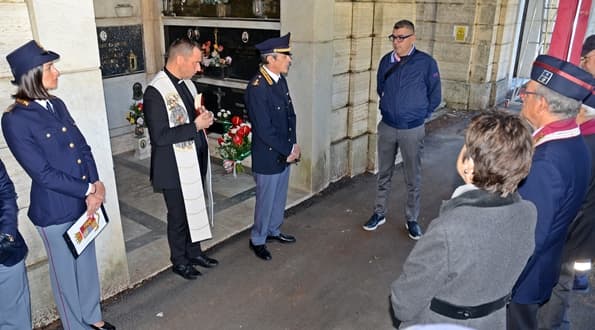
{"left": 535, "top": 83, "right": 582, "bottom": 119}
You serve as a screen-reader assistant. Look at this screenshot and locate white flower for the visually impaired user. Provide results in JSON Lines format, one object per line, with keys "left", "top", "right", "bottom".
{"left": 223, "top": 113, "right": 228, "bottom": 118}
{"left": 230, "top": 128, "right": 237, "bottom": 134}
{"left": 136, "top": 117, "right": 144, "bottom": 126}
{"left": 225, "top": 56, "right": 232, "bottom": 65}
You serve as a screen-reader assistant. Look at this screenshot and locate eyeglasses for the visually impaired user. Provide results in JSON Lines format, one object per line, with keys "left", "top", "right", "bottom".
{"left": 388, "top": 34, "right": 413, "bottom": 42}
{"left": 519, "top": 87, "right": 542, "bottom": 100}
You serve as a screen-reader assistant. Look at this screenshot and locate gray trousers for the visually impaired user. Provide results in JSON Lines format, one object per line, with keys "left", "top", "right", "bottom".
{"left": 38, "top": 222, "right": 102, "bottom": 330}
{"left": 374, "top": 121, "right": 425, "bottom": 222}
{"left": 251, "top": 166, "right": 290, "bottom": 245}
{"left": 0, "top": 259, "right": 31, "bottom": 330}
{"left": 537, "top": 262, "right": 574, "bottom": 330}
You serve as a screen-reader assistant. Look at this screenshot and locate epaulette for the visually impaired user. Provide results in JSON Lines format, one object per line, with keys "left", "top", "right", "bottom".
{"left": 15, "top": 98, "right": 29, "bottom": 106}
{"left": 252, "top": 76, "right": 261, "bottom": 86}
{"left": 258, "top": 66, "right": 274, "bottom": 85}
{"left": 6, "top": 98, "right": 29, "bottom": 112}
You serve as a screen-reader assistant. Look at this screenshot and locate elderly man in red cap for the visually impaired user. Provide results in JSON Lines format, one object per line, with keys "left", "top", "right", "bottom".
{"left": 507, "top": 55, "right": 595, "bottom": 330}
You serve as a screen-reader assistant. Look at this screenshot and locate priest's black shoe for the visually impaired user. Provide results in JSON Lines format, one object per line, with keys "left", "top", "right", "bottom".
{"left": 189, "top": 255, "right": 219, "bottom": 268}
{"left": 249, "top": 240, "right": 272, "bottom": 260}
{"left": 266, "top": 233, "right": 296, "bottom": 244}
{"left": 90, "top": 321, "right": 116, "bottom": 330}
{"left": 172, "top": 264, "right": 201, "bottom": 280}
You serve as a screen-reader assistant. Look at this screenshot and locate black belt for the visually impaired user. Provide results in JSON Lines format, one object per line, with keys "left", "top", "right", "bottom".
{"left": 429, "top": 294, "right": 510, "bottom": 320}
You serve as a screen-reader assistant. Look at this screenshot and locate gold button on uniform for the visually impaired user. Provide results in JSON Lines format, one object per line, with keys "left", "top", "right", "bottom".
{"left": 61, "top": 127, "right": 67, "bottom": 132}
{"left": 69, "top": 142, "right": 75, "bottom": 148}
{"left": 77, "top": 159, "right": 82, "bottom": 164}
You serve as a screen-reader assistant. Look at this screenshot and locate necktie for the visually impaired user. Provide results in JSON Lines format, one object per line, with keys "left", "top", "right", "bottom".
{"left": 46, "top": 101, "right": 55, "bottom": 114}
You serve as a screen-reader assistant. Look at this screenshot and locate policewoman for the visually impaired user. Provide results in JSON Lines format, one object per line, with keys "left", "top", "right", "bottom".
{"left": 2, "top": 40, "right": 115, "bottom": 330}
{"left": 245, "top": 33, "right": 300, "bottom": 261}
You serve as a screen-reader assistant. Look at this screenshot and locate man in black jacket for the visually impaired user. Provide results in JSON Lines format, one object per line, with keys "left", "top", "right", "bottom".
{"left": 144, "top": 37, "right": 218, "bottom": 280}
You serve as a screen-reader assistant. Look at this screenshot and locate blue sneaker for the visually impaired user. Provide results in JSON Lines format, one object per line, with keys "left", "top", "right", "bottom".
{"left": 406, "top": 221, "right": 423, "bottom": 240}
{"left": 363, "top": 213, "right": 386, "bottom": 231}
{"left": 573, "top": 273, "right": 590, "bottom": 293}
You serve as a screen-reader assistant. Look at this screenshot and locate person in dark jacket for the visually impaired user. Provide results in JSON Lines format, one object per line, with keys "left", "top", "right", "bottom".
{"left": 244, "top": 33, "right": 299, "bottom": 261}
{"left": 363, "top": 19, "right": 441, "bottom": 240}
{"left": 2, "top": 40, "right": 114, "bottom": 330}
{"left": 143, "top": 37, "right": 218, "bottom": 280}
{"left": 507, "top": 55, "right": 594, "bottom": 330}
{"left": 537, "top": 36, "right": 595, "bottom": 329}
{"left": 0, "top": 159, "right": 31, "bottom": 329}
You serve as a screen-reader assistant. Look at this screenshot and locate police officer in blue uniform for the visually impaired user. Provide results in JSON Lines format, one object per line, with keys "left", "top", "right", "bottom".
{"left": 3, "top": 40, "right": 115, "bottom": 330}
{"left": 245, "top": 33, "right": 300, "bottom": 260}
{"left": 0, "top": 158, "right": 31, "bottom": 329}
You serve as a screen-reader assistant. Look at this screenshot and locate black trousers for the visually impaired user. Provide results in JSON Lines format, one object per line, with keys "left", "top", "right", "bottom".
{"left": 507, "top": 301, "right": 539, "bottom": 330}
{"left": 163, "top": 188, "right": 202, "bottom": 266}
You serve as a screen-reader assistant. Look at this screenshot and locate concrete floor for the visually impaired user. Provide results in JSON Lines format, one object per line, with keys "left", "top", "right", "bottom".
{"left": 43, "top": 110, "right": 595, "bottom": 329}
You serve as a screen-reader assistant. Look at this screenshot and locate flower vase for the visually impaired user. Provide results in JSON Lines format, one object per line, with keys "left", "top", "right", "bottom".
{"left": 134, "top": 125, "right": 145, "bottom": 138}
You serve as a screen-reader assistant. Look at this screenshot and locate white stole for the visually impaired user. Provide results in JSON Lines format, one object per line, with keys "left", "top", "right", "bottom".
{"left": 149, "top": 71, "right": 214, "bottom": 242}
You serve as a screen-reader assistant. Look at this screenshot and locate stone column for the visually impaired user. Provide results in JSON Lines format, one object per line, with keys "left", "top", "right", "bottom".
{"left": 281, "top": 0, "right": 333, "bottom": 193}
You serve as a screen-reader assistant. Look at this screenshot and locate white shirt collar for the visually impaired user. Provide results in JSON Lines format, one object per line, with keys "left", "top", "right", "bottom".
{"left": 262, "top": 65, "right": 280, "bottom": 83}
{"left": 35, "top": 99, "right": 49, "bottom": 108}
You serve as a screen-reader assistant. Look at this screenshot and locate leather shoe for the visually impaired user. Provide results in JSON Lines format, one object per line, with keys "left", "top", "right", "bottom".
{"left": 266, "top": 233, "right": 296, "bottom": 244}
{"left": 90, "top": 321, "right": 116, "bottom": 330}
{"left": 249, "top": 240, "right": 272, "bottom": 260}
{"left": 172, "top": 264, "right": 201, "bottom": 280}
{"left": 189, "top": 255, "right": 219, "bottom": 268}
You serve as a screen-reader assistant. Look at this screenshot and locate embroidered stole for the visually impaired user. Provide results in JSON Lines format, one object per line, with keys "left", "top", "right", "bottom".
{"left": 149, "top": 71, "right": 213, "bottom": 242}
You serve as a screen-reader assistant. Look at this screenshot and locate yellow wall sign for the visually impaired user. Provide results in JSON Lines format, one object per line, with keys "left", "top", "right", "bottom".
{"left": 454, "top": 25, "right": 468, "bottom": 42}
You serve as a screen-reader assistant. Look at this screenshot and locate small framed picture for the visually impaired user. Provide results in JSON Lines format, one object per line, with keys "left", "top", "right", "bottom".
{"left": 63, "top": 205, "right": 109, "bottom": 258}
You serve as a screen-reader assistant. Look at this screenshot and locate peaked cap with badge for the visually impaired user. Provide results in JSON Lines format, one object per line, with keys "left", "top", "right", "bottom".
{"left": 255, "top": 32, "right": 292, "bottom": 55}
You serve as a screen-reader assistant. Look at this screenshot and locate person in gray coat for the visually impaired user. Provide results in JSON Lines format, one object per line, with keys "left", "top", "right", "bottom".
{"left": 390, "top": 111, "right": 537, "bottom": 329}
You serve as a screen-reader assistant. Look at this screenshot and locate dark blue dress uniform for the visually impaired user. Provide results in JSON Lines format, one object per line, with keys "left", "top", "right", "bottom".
{"left": 246, "top": 66, "right": 297, "bottom": 174}
{"left": 2, "top": 98, "right": 98, "bottom": 227}
{"left": 245, "top": 33, "right": 298, "bottom": 249}
{"left": 0, "top": 158, "right": 31, "bottom": 329}
{"left": 2, "top": 39, "right": 108, "bottom": 330}
{"left": 508, "top": 55, "right": 594, "bottom": 330}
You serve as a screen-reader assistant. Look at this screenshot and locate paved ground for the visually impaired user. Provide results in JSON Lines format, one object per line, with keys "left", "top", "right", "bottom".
{"left": 42, "top": 110, "right": 595, "bottom": 329}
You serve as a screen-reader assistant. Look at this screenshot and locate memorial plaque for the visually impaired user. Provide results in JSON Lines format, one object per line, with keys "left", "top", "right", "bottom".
{"left": 97, "top": 25, "right": 146, "bottom": 78}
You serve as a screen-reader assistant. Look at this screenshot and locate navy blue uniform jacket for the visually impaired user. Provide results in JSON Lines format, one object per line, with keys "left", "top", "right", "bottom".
{"left": 0, "top": 159, "right": 27, "bottom": 266}
{"left": 245, "top": 67, "right": 297, "bottom": 175}
{"left": 377, "top": 48, "right": 441, "bottom": 129}
{"left": 513, "top": 135, "right": 591, "bottom": 304}
{"left": 1, "top": 98, "right": 98, "bottom": 227}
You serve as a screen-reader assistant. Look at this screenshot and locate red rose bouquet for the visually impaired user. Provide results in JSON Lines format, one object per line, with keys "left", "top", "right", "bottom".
{"left": 217, "top": 115, "right": 251, "bottom": 176}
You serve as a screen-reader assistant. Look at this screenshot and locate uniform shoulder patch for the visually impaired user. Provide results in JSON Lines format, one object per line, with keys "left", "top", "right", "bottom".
{"left": 15, "top": 98, "right": 29, "bottom": 106}
{"left": 252, "top": 75, "right": 261, "bottom": 86}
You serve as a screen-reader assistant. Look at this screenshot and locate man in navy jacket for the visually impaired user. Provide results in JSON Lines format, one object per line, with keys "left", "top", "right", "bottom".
{"left": 363, "top": 19, "right": 441, "bottom": 240}
{"left": 245, "top": 33, "right": 299, "bottom": 261}
{"left": 508, "top": 55, "right": 594, "bottom": 330}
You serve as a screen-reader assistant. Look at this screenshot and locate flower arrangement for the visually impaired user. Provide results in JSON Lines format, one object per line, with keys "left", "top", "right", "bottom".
{"left": 201, "top": 29, "right": 232, "bottom": 68}
{"left": 126, "top": 101, "right": 145, "bottom": 137}
{"left": 126, "top": 101, "right": 144, "bottom": 127}
{"left": 216, "top": 112, "right": 252, "bottom": 176}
